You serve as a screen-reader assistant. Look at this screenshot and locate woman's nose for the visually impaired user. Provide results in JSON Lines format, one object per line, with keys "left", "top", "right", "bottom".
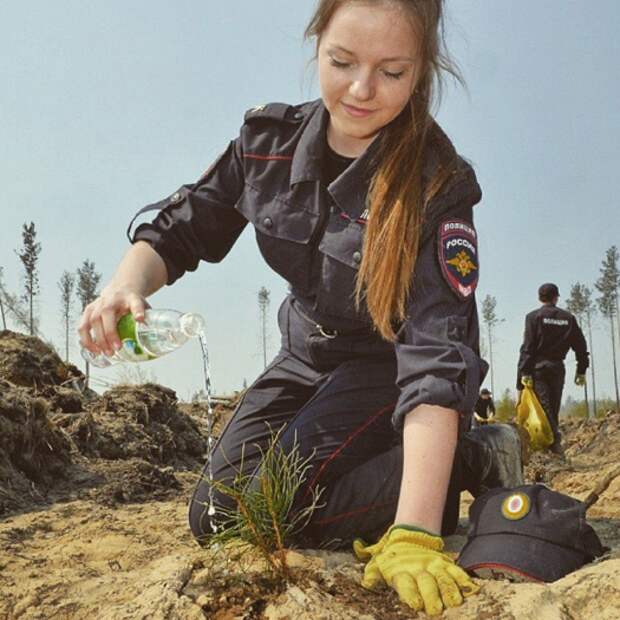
{"left": 349, "top": 71, "right": 375, "bottom": 101}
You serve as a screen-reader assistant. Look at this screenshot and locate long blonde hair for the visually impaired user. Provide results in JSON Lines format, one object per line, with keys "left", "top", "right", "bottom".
{"left": 305, "top": 0, "right": 464, "bottom": 339}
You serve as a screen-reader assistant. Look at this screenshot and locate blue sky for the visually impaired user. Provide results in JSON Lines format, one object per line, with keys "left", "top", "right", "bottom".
{"left": 1, "top": 1, "right": 618, "bottom": 404}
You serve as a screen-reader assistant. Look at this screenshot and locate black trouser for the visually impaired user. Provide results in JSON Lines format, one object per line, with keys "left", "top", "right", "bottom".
{"left": 188, "top": 296, "right": 508, "bottom": 548}
{"left": 534, "top": 362, "right": 566, "bottom": 448}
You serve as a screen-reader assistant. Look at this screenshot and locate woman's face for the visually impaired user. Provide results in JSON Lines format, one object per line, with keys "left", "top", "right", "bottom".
{"left": 318, "top": 1, "right": 420, "bottom": 157}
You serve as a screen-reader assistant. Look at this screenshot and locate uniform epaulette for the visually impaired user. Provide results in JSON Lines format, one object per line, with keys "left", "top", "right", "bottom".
{"left": 244, "top": 102, "right": 304, "bottom": 124}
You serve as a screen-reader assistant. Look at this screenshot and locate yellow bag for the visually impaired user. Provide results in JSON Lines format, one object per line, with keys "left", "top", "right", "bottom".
{"left": 516, "top": 385, "right": 554, "bottom": 451}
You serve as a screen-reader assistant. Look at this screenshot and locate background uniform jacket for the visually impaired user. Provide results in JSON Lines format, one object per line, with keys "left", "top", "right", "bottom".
{"left": 516, "top": 305, "right": 589, "bottom": 389}
{"left": 130, "top": 99, "right": 488, "bottom": 427}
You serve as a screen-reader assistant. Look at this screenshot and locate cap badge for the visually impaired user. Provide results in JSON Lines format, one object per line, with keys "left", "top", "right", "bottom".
{"left": 501, "top": 493, "right": 531, "bottom": 520}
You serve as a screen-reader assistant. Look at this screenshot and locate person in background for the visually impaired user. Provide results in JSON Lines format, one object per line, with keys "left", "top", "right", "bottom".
{"left": 517, "top": 283, "right": 589, "bottom": 454}
{"left": 472, "top": 388, "right": 495, "bottom": 428}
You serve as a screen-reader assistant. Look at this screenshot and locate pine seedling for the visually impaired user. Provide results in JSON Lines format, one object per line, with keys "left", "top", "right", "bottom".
{"left": 202, "top": 427, "right": 323, "bottom": 580}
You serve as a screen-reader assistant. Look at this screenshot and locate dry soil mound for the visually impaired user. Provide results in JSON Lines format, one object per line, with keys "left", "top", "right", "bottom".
{"left": 0, "top": 331, "right": 218, "bottom": 515}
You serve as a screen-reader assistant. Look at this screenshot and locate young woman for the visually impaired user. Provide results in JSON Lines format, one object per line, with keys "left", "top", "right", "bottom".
{"left": 79, "top": 0, "right": 524, "bottom": 614}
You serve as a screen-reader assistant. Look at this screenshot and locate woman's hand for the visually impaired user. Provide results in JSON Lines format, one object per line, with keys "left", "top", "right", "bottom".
{"left": 77, "top": 241, "right": 168, "bottom": 357}
{"left": 78, "top": 286, "right": 149, "bottom": 357}
{"left": 356, "top": 526, "right": 479, "bottom": 616}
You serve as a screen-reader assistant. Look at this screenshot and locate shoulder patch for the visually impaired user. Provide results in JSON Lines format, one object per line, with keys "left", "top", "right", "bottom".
{"left": 244, "top": 102, "right": 302, "bottom": 123}
{"left": 437, "top": 218, "right": 478, "bottom": 300}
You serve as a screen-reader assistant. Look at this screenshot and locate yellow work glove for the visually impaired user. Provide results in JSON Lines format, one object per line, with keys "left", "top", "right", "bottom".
{"left": 521, "top": 375, "right": 534, "bottom": 389}
{"left": 575, "top": 373, "right": 586, "bottom": 386}
{"left": 353, "top": 528, "right": 390, "bottom": 562}
{"left": 355, "top": 526, "right": 479, "bottom": 616}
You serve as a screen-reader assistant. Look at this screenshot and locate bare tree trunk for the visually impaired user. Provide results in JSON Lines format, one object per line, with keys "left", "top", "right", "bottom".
{"left": 29, "top": 272, "right": 34, "bottom": 336}
{"left": 65, "top": 312, "right": 70, "bottom": 362}
{"left": 262, "top": 309, "right": 267, "bottom": 370}
{"left": 0, "top": 296, "right": 6, "bottom": 330}
{"left": 611, "top": 317, "right": 620, "bottom": 411}
{"left": 587, "top": 314, "right": 597, "bottom": 417}
{"left": 616, "top": 296, "right": 619, "bottom": 355}
{"left": 487, "top": 324, "right": 494, "bottom": 394}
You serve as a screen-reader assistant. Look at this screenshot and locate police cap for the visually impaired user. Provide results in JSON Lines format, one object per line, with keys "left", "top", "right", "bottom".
{"left": 458, "top": 484, "right": 604, "bottom": 582}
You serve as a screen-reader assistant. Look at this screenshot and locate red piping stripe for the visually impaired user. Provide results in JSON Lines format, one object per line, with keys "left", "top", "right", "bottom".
{"left": 314, "top": 499, "right": 396, "bottom": 525}
{"left": 243, "top": 154, "right": 293, "bottom": 161}
{"left": 464, "top": 562, "right": 543, "bottom": 583}
{"left": 302, "top": 401, "right": 395, "bottom": 500}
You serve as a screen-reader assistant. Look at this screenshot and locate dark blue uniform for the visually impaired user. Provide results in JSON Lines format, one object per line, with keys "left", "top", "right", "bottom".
{"left": 517, "top": 305, "right": 589, "bottom": 449}
{"left": 129, "top": 99, "right": 517, "bottom": 547}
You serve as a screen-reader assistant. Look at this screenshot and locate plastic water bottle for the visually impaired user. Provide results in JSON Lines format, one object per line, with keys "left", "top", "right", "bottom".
{"left": 81, "top": 309, "right": 206, "bottom": 368}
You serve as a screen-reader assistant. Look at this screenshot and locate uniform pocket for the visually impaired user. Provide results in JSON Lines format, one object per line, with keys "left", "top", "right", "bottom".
{"left": 315, "top": 213, "right": 368, "bottom": 321}
{"left": 235, "top": 184, "right": 318, "bottom": 291}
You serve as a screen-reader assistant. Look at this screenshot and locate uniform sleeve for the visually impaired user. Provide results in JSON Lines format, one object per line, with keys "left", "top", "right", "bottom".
{"left": 571, "top": 318, "right": 589, "bottom": 374}
{"left": 391, "top": 211, "right": 488, "bottom": 430}
{"left": 130, "top": 138, "right": 248, "bottom": 285}
{"left": 516, "top": 313, "right": 537, "bottom": 389}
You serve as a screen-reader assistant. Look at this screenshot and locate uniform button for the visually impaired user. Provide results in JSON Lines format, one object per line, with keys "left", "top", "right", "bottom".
{"left": 263, "top": 217, "right": 273, "bottom": 229}
{"left": 353, "top": 251, "right": 362, "bottom": 264}
{"left": 294, "top": 111, "right": 303, "bottom": 120}
{"left": 170, "top": 192, "right": 182, "bottom": 204}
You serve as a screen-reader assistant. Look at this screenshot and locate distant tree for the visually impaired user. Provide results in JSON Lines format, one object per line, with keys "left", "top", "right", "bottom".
{"left": 0, "top": 268, "right": 34, "bottom": 334}
{"left": 76, "top": 260, "right": 101, "bottom": 311}
{"left": 602, "top": 246, "right": 620, "bottom": 345}
{"left": 58, "top": 270, "right": 75, "bottom": 362}
{"left": 581, "top": 286, "right": 598, "bottom": 418}
{"left": 16, "top": 222, "right": 41, "bottom": 335}
{"left": 495, "top": 388, "right": 516, "bottom": 422}
{"left": 566, "top": 283, "right": 594, "bottom": 417}
{"left": 596, "top": 248, "right": 620, "bottom": 411}
{"left": 258, "top": 287, "right": 270, "bottom": 369}
{"left": 481, "top": 295, "right": 501, "bottom": 394}
{"left": 76, "top": 260, "right": 102, "bottom": 388}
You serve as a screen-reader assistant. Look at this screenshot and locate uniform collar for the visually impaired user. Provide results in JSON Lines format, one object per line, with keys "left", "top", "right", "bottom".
{"left": 290, "top": 99, "right": 328, "bottom": 185}
{"left": 290, "top": 99, "right": 380, "bottom": 220}
{"left": 289, "top": 100, "right": 481, "bottom": 224}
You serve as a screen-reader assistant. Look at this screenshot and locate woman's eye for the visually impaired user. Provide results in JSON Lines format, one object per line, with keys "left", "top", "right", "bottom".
{"left": 329, "top": 58, "right": 350, "bottom": 69}
{"left": 383, "top": 70, "right": 404, "bottom": 80}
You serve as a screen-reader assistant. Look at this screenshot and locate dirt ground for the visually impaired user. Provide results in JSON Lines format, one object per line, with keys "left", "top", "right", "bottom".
{"left": 1, "top": 330, "right": 619, "bottom": 619}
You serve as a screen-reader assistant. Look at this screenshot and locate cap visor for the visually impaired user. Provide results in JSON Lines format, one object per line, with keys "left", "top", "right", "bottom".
{"left": 457, "top": 533, "right": 587, "bottom": 583}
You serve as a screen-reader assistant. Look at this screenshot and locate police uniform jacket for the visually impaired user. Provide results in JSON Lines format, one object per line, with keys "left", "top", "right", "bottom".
{"left": 129, "top": 99, "right": 487, "bottom": 428}
{"left": 517, "top": 304, "right": 589, "bottom": 389}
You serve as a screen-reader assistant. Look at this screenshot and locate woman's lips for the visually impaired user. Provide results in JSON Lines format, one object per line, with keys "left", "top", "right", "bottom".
{"left": 341, "top": 102, "right": 375, "bottom": 118}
